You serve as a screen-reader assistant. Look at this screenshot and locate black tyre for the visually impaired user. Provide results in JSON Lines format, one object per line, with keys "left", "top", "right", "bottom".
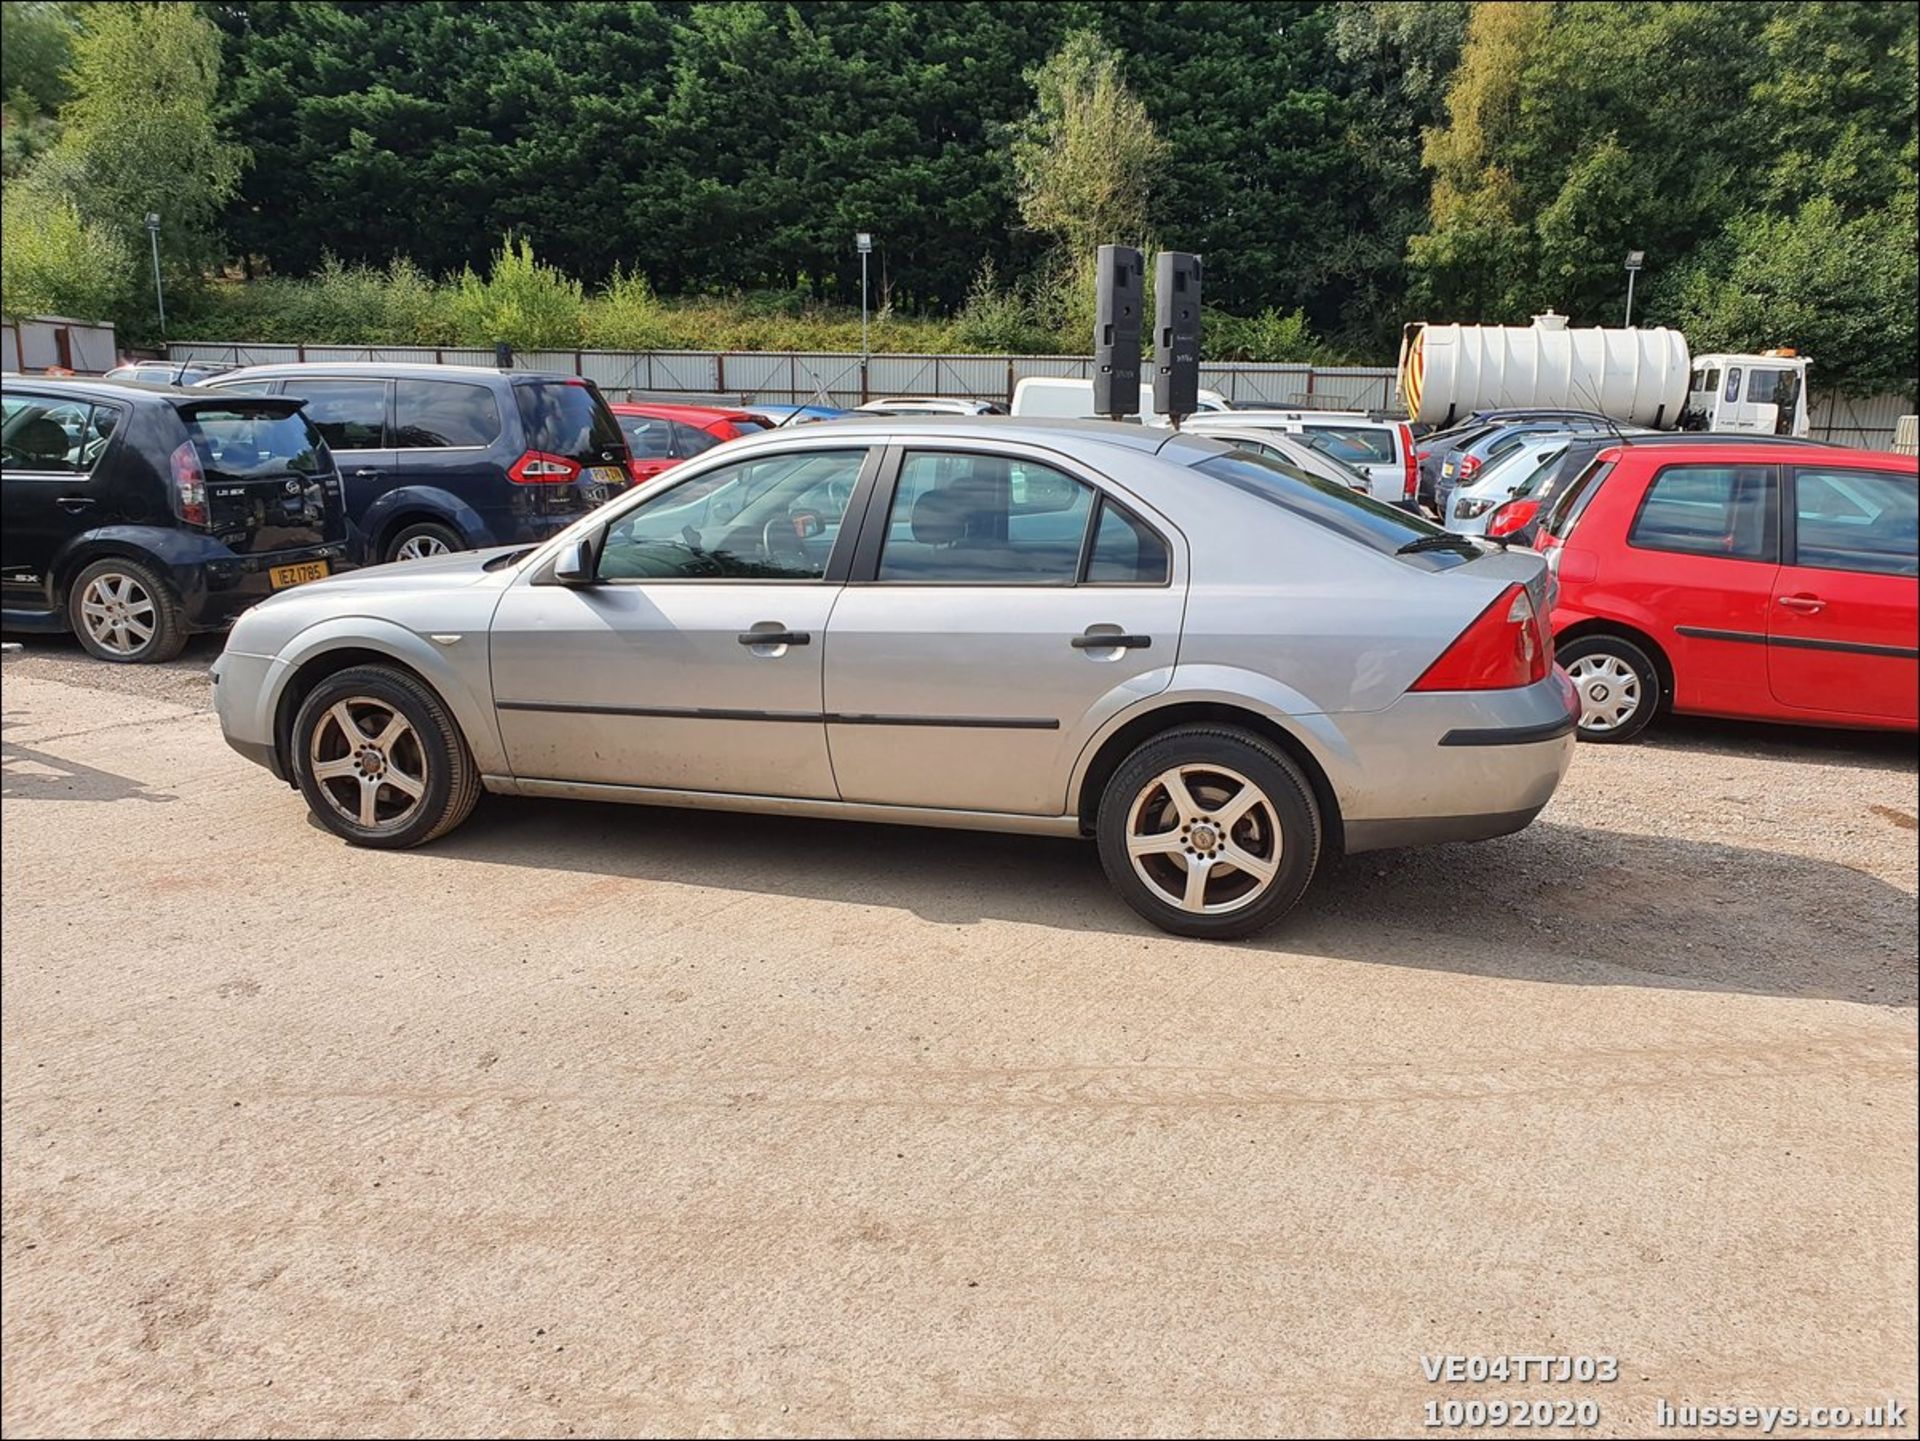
{"left": 1558, "top": 634, "right": 1661, "bottom": 743}
{"left": 67, "top": 557, "right": 189, "bottom": 664}
{"left": 1095, "top": 724, "right": 1322, "bottom": 940}
{"left": 385, "top": 521, "right": 464, "bottom": 564}
{"left": 291, "top": 664, "right": 481, "bottom": 848}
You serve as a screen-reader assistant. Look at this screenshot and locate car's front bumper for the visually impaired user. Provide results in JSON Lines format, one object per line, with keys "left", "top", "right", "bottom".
{"left": 210, "top": 648, "right": 290, "bottom": 780}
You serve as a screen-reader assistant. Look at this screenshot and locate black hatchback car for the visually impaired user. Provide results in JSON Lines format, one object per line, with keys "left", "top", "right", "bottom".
{"left": 200, "top": 363, "right": 633, "bottom": 563}
{"left": 1, "top": 377, "right": 348, "bottom": 662}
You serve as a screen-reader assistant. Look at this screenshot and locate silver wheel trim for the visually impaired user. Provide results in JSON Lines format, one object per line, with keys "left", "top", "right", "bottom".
{"left": 308, "top": 697, "right": 429, "bottom": 830}
{"left": 395, "top": 532, "right": 452, "bottom": 561}
{"left": 78, "top": 573, "right": 157, "bottom": 655}
{"left": 1125, "top": 762, "right": 1283, "bottom": 916}
{"left": 1565, "top": 653, "right": 1644, "bottom": 732}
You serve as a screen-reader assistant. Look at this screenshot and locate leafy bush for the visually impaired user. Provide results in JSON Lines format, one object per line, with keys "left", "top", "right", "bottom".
{"left": 0, "top": 186, "right": 137, "bottom": 322}
{"left": 581, "top": 266, "right": 672, "bottom": 351}
{"left": 445, "top": 236, "right": 583, "bottom": 350}
{"left": 952, "top": 263, "right": 1054, "bottom": 354}
{"left": 1207, "top": 306, "right": 1320, "bottom": 363}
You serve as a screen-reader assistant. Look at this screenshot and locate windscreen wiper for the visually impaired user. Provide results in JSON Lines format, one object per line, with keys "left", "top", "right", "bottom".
{"left": 1396, "top": 533, "right": 1483, "bottom": 556}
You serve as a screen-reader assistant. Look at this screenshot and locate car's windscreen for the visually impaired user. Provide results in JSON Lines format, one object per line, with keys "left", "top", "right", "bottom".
{"left": 1302, "top": 425, "right": 1394, "bottom": 464}
{"left": 1191, "top": 449, "right": 1471, "bottom": 565}
{"left": 183, "top": 407, "right": 327, "bottom": 479}
{"left": 514, "top": 380, "right": 624, "bottom": 461}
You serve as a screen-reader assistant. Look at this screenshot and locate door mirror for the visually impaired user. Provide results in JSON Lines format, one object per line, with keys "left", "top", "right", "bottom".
{"left": 553, "top": 538, "right": 596, "bottom": 585}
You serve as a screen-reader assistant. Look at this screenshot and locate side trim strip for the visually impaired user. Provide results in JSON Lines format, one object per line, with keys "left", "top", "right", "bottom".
{"left": 1437, "top": 715, "right": 1577, "bottom": 747}
{"left": 496, "top": 700, "right": 1060, "bottom": 730}
{"left": 1676, "top": 625, "right": 1918, "bottom": 660}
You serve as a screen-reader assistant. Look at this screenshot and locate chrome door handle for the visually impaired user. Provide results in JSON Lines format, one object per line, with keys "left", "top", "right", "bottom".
{"left": 737, "top": 629, "right": 810, "bottom": 646}
{"left": 1071, "top": 633, "right": 1151, "bottom": 649}
{"left": 1778, "top": 594, "right": 1826, "bottom": 613}
{"left": 352, "top": 467, "right": 383, "bottom": 478}
{"left": 55, "top": 497, "right": 96, "bottom": 512}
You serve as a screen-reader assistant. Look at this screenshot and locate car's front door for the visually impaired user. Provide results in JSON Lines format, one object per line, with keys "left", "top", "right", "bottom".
{"left": 1767, "top": 464, "right": 1919, "bottom": 723}
{"left": 823, "top": 445, "right": 1186, "bottom": 817}
{"left": 487, "top": 445, "right": 878, "bottom": 796}
{"left": 0, "top": 391, "right": 129, "bottom": 606}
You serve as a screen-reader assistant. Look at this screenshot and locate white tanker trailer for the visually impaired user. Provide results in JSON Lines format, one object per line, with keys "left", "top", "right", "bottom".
{"left": 1398, "top": 312, "right": 1810, "bottom": 436}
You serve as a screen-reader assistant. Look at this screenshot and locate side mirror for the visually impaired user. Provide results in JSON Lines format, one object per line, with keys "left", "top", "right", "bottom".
{"left": 553, "top": 538, "right": 596, "bottom": 585}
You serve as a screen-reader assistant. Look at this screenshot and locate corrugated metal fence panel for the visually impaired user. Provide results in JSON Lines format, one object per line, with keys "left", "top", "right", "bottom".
{"left": 1010, "top": 355, "right": 1095, "bottom": 382}
{"left": 1808, "top": 390, "right": 1916, "bottom": 450}
{"left": 170, "top": 341, "right": 303, "bottom": 366}
{"left": 0, "top": 324, "right": 18, "bottom": 372}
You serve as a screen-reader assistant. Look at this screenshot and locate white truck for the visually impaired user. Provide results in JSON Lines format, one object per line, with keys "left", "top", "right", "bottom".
{"left": 1398, "top": 312, "right": 1811, "bottom": 436}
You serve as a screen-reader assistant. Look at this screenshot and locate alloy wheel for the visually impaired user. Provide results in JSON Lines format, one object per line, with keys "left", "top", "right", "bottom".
{"left": 1125, "top": 763, "right": 1282, "bottom": 915}
{"left": 78, "top": 572, "right": 156, "bottom": 657}
{"left": 394, "top": 533, "right": 451, "bottom": 561}
{"left": 307, "top": 697, "right": 428, "bottom": 831}
{"left": 1565, "top": 653, "right": 1643, "bottom": 734}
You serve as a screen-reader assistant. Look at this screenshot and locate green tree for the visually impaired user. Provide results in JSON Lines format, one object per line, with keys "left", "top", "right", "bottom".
{"left": 0, "top": 0, "right": 75, "bottom": 116}
{"left": 28, "top": 1, "right": 246, "bottom": 303}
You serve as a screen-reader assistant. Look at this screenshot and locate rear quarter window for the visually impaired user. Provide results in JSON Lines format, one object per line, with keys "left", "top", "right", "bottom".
{"left": 395, "top": 378, "right": 502, "bottom": 448}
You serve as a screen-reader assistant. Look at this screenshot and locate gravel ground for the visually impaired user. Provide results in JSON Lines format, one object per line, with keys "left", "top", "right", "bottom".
{"left": 2, "top": 645, "right": 1915, "bottom": 1437}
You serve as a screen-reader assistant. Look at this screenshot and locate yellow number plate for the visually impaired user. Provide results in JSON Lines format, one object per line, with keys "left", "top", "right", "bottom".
{"left": 589, "top": 465, "right": 625, "bottom": 486}
{"left": 269, "top": 560, "right": 330, "bottom": 589}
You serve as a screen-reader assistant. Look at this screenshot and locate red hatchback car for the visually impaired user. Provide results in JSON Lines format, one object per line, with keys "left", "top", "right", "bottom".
{"left": 610, "top": 402, "right": 770, "bottom": 484}
{"left": 1537, "top": 439, "right": 1918, "bottom": 741}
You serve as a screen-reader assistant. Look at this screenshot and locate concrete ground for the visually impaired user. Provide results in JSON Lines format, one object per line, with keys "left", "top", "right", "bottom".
{"left": 3, "top": 638, "right": 1915, "bottom": 1438}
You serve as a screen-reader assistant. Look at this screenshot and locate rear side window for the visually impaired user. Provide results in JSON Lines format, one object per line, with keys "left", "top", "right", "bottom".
{"left": 2, "top": 394, "right": 120, "bottom": 475}
{"left": 1302, "top": 425, "right": 1394, "bottom": 463}
{"left": 183, "top": 406, "right": 327, "bottom": 480}
{"left": 1542, "top": 458, "right": 1613, "bottom": 537}
{"left": 1791, "top": 468, "right": 1918, "bottom": 577}
{"left": 1084, "top": 501, "right": 1170, "bottom": 584}
{"left": 1629, "top": 464, "right": 1777, "bottom": 561}
{"left": 671, "top": 420, "right": 719, "bottom": 457}
{"left": 293, "top": 379, "right": 388, "bottom": 450}
{"left": 394, "top": 379, "right": 501, "bottom": 449}
{"left": 515, "top": 380, "right": 625, "bottom": 461}
{"left": 1191, "top": 450, "right": 1449, "bottom": 559}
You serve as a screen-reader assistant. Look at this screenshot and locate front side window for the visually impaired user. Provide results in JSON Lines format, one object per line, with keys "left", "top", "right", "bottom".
{"left": 1791, "top": 468, "right": 1918, "bottom": 577}
{"left": 596, "top": 448, "right": 867, "bottom": 581}
{"left": 877, "top": 451, "right": 1096, "bottom": 583}
{"left": 1, "top": 394, "right": 116, "bottom": 475}
{"left": 1629, "top": 463, "right": 1776, "bottom": 561}
{"left": 394, "top": 379, "right": 501, "bottom": 449}
{"left": 292, "top": 379, "right": 388, "bottom": 450}
{"left": 1747, "top": 370, "right": 1782, "bottom": 405}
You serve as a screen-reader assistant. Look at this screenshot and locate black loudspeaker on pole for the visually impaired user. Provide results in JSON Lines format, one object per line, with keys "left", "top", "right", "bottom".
{"left": 1153, "top": 251, "right": 1202, "bottom": 423}
{"left": 1093, "top": 244, "right": 1144, "bottom": 420}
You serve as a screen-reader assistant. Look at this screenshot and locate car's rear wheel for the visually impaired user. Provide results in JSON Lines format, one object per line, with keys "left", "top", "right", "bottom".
{"left": 291, "top": 665, "right": 481, "bottom": 848}
{"left": 386, "top": 521, "right": 463, "bottom": 563}
{"left": 1095, "top": 725, "right": 1321, "bottom": 940}
{"left": 1559, "top": 634, "right": 1660, "bottom": 743}
{"left": 67, "top": 557, "right": 188, "bottom": 664}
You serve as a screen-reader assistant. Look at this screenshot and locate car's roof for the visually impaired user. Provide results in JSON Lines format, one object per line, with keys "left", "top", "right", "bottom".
{"left": 611, "top": 401, "right": 757, "bottom": 423}
{"left": 213, "top": 362, "right": 576, "bottom": 384}
{"left": 3, "top": 374, "right": 302, "bottom": 409}
{"left": 716, "top": 413, "right": 1219, "bottom": 459}
{"left": 1193, "top": 409, "right": 1388, "bottom": 426}
{"left": 1596, "top": 436, "right": 1905, "bottom": 464}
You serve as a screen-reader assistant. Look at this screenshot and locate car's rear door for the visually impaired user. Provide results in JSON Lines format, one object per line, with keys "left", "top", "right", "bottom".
{"left": 1766, "top": 463, "right": 1919, "bottom": 723}
{"left": 488, "top": 444, "right": 878, "bottom": 797}
{"left": 178, "top": 398, "right": 347, "bottom": 558}
{"left": 1, "top": 389, "right": 132, "bottom": 606}
{"left": 822, "top": 444, "right": 1185, "bottom": 817}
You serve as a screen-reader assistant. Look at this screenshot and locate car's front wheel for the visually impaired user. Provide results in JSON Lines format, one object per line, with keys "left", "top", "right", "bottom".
{"left": 1095, "top": 725, "right": 1321, "bottom": 940}
{"left": 291, "top": 665, "right": 481, "bottom": 848}
{"left": 1558, "top": 634, "right": 1661, "bottom": 743}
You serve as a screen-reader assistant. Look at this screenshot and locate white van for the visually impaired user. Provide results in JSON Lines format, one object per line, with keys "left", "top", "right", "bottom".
{"left": 1010, "top": 376, "right": 1232, "bottom": 423}
{"left": 1182, "top": 409, "right": 1419, "bottom": 509}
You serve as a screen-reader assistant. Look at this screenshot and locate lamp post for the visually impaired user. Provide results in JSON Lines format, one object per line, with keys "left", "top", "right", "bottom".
{"left": 145, "top": 213, "right": 166, "bottom": 336}
{"left": 1623, "top": 249, "right": 1645, "bottom": 328}
{"left": 855, "top": 232, "right": 873, "bottom": 360}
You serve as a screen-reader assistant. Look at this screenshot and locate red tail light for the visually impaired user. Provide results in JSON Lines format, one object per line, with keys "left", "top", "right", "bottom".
{"left": 1398, "top": 423, "right": 1417, "bottom": 500}
{"left": 508, "top": 450, "right": 581, "bottom": 485}
{"left": 170, "top": 440, "right": 208, "bottom": 526}
{"left": 1458, "top": 454, "right": 1483, "bottom": 481}
{"left": 1487, "top": 497, "right": 1541, "bottom": 539}
{"left": 1411, "top": 583, "right": 1551, "bottom": 691}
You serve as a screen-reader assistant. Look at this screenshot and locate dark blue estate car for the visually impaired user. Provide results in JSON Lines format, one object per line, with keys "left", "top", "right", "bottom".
{"left": 201, "top": 363, "right": 633, "bottom": 564}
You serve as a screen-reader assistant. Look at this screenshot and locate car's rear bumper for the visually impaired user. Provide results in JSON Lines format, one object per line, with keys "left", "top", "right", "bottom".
{"left": 1313, "top": 669, "right": 1580, "bottom": 854}
{"left": 181, "top": 542, "right": 352, "bottom": 632}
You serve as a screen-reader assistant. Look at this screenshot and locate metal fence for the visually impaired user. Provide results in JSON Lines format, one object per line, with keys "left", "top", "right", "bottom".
{"left": 165, "top": 341, "right": 1912, "bottom": 447}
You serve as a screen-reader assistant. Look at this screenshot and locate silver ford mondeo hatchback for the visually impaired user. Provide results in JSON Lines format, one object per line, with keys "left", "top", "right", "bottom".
{"left": 213, "top": 418, "right": 1578, "bottom": 939}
